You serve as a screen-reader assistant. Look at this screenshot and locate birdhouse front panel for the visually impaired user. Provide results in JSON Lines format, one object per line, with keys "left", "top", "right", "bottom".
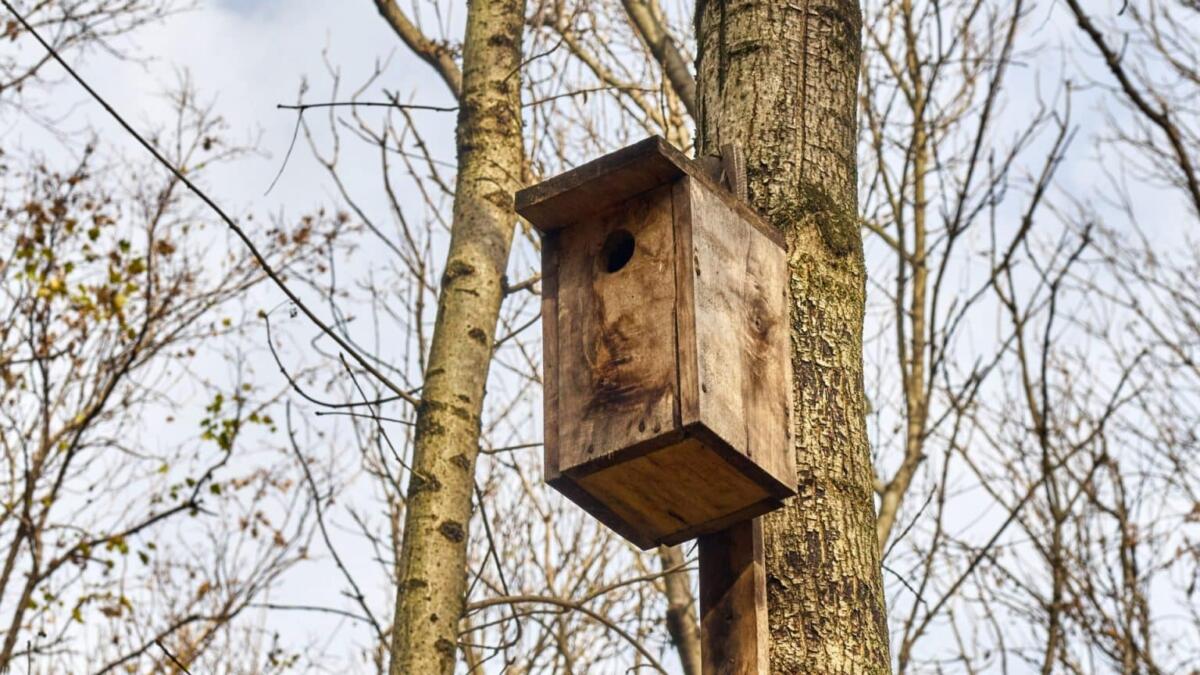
{"left": 517, "top": 137, "right": 797, "bottom": 549}
{"left": 553, "top": 183, "right": 679, "bottom": 468}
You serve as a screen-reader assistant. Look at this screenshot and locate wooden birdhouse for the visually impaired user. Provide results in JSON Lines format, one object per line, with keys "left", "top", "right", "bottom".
{"left": 517, "top": 137, "right": 796, "bottom": 549}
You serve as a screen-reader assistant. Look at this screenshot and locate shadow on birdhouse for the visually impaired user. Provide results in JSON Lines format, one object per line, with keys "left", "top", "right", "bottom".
{"left": 517, "top": 137, "right": 796, "bottom": 549}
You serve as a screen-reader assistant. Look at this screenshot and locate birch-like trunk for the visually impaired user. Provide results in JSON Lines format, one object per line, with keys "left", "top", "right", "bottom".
{"left": 386, "top": 0, "right": 525, "bottom": 670}
{"left": 694, "top": 0, "right": 891, "bottom": 671}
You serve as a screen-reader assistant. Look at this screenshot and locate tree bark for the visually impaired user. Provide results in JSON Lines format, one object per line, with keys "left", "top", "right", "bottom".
{"left": 386, "top": 0, "right": 525, "bottom": 669}
{"left": 694, "top": 0, "right": 891, "bottom": 672}
{"left": 659, "top": 545, "right": 702, "bottom": 675}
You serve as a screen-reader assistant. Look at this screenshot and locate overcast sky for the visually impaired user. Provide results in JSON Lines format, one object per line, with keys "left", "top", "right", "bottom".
{"left": 4, "top": 0, "right": 1193, "bottom": 671}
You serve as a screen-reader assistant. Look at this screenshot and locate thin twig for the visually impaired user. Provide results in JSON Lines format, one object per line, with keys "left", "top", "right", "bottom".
{"left": 285, "top": 403, "right": 387, "bottom": 643}
{"left": 313, "top": 410, "right": 415, "bottom": 425}
{"left": 154, "top": 640, "right": 191, "bottom": 674}
{"left": 247, "top": 602, "right": 374, "bottom": 624}
{"left": 276, "top": 101, "right": 458, "bottom": 113}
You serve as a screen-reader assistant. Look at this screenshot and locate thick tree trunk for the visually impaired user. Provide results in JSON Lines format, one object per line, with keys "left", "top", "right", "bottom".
{"left": 694, "top": 0, "right": 891, "bottom": 672}
{"left": 386, "top": 0, "right": 525, "bottom": 670}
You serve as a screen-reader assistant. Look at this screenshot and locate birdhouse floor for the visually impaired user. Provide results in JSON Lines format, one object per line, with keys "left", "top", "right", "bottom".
{"left": 556, "top": 432, "right": 785, "bottom": 549}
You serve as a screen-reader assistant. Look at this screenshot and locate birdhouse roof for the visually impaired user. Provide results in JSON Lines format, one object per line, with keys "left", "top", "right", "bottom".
{"left": 516, "top": 136, "right": 781, "bottom": 247}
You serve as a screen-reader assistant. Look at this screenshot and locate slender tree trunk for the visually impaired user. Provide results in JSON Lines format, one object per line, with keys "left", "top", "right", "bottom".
{"left": 659, "top": 545, "right": 702, "bottom": 675}
{"left": 386, "top": 0, "right": 525, "bottom": 669}
{"left": 694, "top": 0, "right": 891, "bottom": 672}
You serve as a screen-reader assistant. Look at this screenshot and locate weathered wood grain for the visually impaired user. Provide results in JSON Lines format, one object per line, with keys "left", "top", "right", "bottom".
{"left": 576, "top": 438, "right": 768, "bottom": 545}
{"left": 517, "top": 137, "right": 681, "bottom": 230}
{"left": 673, "top": 179, "right": 701, "bottom": 428}
{"left": 555, "top": 184, "right": 678, "bottom": 471}
{"left": 695, "top": 145, "right": 772, "bottom": 675}
{"left": 516, "top": 136, "right": 784, "bottom": 249}
{"left": 528, "top": 138, "right": 796, "bottom": 550}
{"left": 698, "top": 519, "right": 769, "bottom": 675}
{"left": 687, "top": 177, "right": 795, "bottom": 491}
{"left": 541, "top": 234, "right": 561, "bottom": 483}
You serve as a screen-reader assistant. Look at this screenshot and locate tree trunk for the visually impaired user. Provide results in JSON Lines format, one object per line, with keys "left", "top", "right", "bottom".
{"left": 386, "top": 0, "right": 525, "bottom": 669}
{"left": 659, "top": 545, "right": 702, "bottom": 675}
{"left": 694, "top": 0, "right": 891, "bottom": 672}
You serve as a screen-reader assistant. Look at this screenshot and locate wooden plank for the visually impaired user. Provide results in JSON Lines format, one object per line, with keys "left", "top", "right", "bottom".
{"left": 516, "top": 136, "right": 784, "bottom": 249}
{"left": 516, "top": 137, "right": 683, "bottom": 231}
{"left": 685, "top": 422, "right": 794, "bottom": 502}
{"left": 688, "top": 177, "right": 795, "bottom": 491}
{"left": 554, "top": 184, "right": 678, "bottom": 472}
{"left": 672, "top": 179, "right": 701, "bottom": 427}
{"left": 575, "top": 438, "right": 769, "bottom": 547}
{"left": 659, "top": 499, "right": 778, "bottom": 548}
{"left": 541, "top": 233, "right": 562, "bottom": 483}
{"left": 699, "top": 518, "right": 769, "bottom": 675}
{"left": 545, "top": 472, "right": 658, "bottom": 550}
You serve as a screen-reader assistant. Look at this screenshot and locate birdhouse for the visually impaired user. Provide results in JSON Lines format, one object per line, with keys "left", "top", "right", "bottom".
{"left": 517, "top": 137, "right": 796, "bottom": 549}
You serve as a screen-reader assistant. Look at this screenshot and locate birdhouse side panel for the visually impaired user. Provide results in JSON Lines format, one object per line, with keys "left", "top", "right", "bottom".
{"left": 554, "top": 184, "right": 681, "bottom": 473}
{"left": 541, "top": 234, "right": 563, "bottom": 483}
{"left": 686, "top": 177, "right": 795, "bottom": 493}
